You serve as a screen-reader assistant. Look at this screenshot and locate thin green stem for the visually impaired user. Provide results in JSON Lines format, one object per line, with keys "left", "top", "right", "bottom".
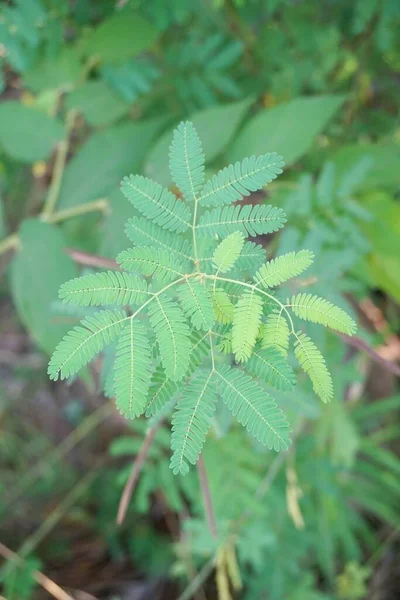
{"left": 43, "top": 198, "right": 109, "bottom": 224}
{"left": 0, "top": 233, "right": 19, "bottom": 256}
{"left": 208, "top": 331, "right": 215, "bottom": 370}
{"left": 42, "top": 110, "right": 77, "bottom": 219}
{"left": 130, "top": 274, "right": 198, "bottom": 321}
{"left": 207, "top": 274, "right": 296, "bottom": 333}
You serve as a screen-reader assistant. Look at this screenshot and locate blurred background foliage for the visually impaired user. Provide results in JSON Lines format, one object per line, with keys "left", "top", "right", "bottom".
{"left": 0, "top": 0, "right": 399, "bottom": 599}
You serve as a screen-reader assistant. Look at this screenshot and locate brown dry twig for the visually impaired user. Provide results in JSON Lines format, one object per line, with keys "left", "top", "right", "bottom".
{"left": 116, "top": 424, "right": 162, "bottom": 525}
{"left": 0, "top": 542, "right": 75, "bottom": 600}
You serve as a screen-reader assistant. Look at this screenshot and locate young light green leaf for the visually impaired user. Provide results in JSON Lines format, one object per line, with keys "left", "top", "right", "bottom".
{"left": 262, "top": 309, "right": 290, "bottom": 355}
{"left": 287, "top": 293, "right": 357, "bottom": 335}
{"left": 212, "top": 231, "right": 245, "bottom": 273}
{"left": 294, "top": 331, "right": 333, "bottom": 402}
{"left": 212, "top": 287, "right": 235, "bottom": 324}
{"left": 254, "top": 250, "right": 314, "bottom": 288}
{"left": 232, "top": 289, "right": 263, "bottom": 362}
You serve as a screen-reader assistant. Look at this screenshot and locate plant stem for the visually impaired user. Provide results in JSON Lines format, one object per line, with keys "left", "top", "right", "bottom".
{"left": 0, "top": 233, "right": 19, "bottom": 256}
{"left": 197, "top": 454, "right": 218, "bottom": 538}
{"left": 0, "top": 542, "right": 74, "bottom": 600}
{"left": 207, "top": 273, "right": 296, "bottom": 332}
{"left": 44, "top": 198, "right": 109, "bottom": 224}
{"left": 116, "top": 423, "right": 162, "bottom": 525}
{"left": 176, "top": 556, "right": 216, "bottom": 600}
{"left": 42, "top": 109, "right": 77, "bottom": 219}
{"left": 65, "top": 248, "right": 119, "bottom": 270}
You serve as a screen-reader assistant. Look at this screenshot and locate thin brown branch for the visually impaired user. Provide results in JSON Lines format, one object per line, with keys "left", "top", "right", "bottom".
{"left": 197, "top": 454, "right": 218, "bottom": 538}
{"left": 0, "top": 542, "right": 75, "bottom": 600}
{"left": 65, "top": 248, "right": 119, "bottom": 270}
{"left": 340, "top": 333, "right": 400, "bottom": 377}
{"left": 116, "top": 424, "right": 161, "bottom": 525}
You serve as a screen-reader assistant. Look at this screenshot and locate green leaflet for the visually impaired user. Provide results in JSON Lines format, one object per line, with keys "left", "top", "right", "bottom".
{"left": 246, "top": 346, "right": 296, "bottom": 391}
{"left": 121, "top": 174, "right": 191, "bottom": 232}
{"left": 125, "top": 216, "right": 194, "bottom": 268}
{"left": 234, "top": 241, "right": 266, "bottom": 274}
{"left": 177, "top": 279, "right": 215, "bottom": 330}
{"left": 213, "top": 231, "right": 245, "bottom": 273}
{"left": 114, "top": 320, "right": 152, "bottom": 419}
{"left": 199, "top": 152, "right": 284, "bottom": 207}
{"left": 117, "top": 246, "right": 184, "bottom": 282}
{"left": 254, "top": 249, "right": 314, "bottom": 288}
{"left": 215, "top": 364, "right": 291, "bottom": 451}
{"left": 170, "top": 369, "right": 217, "bottom": 475}
{"left": 287, "top": 293, "right": 357, "bottom": 335}
{"left": 212, "top": 287, "right": 234, "bottom": 324}
{"left": 232, "top": 289, "right": 263, "bottom": 362}
{"left": 262, "top": 309, "right": 290, "bottom": 355}
{"left": 48, "top": 309, "right": 128, "bottom": 381}
{"left": 197, "top": 204, "right": 287, "bottom": 237}
{"left": 294, "top": 331, "right": 333, "bottom": 403}
{"left": 148, "top": 295, "right": 192, "bottom": 382}
{"left": 169, "top": 121, "right": 205, "bottom": 203}
{"left": 145, "top": 331, "right": 209, "bottom": 418}
{"left": 59, "top": 271, "right": 151, "bottom": 306}
{"left": 145, "top": 366, "right": 180, "bottom": 418}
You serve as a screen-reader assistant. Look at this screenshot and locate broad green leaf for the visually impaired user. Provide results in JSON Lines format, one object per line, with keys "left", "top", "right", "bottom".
{"left": 145, "top": 97, "right": 253, "bottom": 186}
{"left": 66, "top": 81, "right": 130, "bottom": 126}
{"left": 24, "top": 47, "right": 82, "bottom": 93}
{"left": 11, "top": 219, "right": 78, "bottom": 355}
{"left": 57, "top": 117, "right": 166, "bottom": 209}
{"left": 0, "top": 102, "right": 64, "bottom": 162}
{"left": 82, "top": 12, "right": 158, "bottom": 62}
{"left": 332, "top": 144, "right": 400, "bottom": 189}
{"left": 228, "top": 95, "right": 345, "bottom": 165}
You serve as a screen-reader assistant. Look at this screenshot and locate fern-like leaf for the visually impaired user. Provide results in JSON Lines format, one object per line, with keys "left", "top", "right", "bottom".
{"left": 170, "top": 370, "right": 217, "bottom": 475}
{"left": 48, "top": 309, "right": 128, "bottom": 381}
{"left": 117, "top": 247, "right": 184, "bottom": 282}
{"left": 235, "top": 241, "right": 266, "bottom": 274}
{"left": 169, "top": 121, "right": 205, "bottom": 203}
{"left": 177, "top": 280, "right": 215, "bottom": 330}
{"left": 215, "top": 365, "right": 291, "bottom": 450}
{"left": 121, "top": 174, "right": 191, "bottom": 232}
{"left": 246, "top": 347, "right": 296, "bottom": 391}
{"left": 288, "top": 293, "right": 356, "bottom": 335}
{"left": 59, "top": 271, "right": 151, "bottom": 307}
{"left": 114, "top": 320, "right": 152, "bottom": 419}
{"left": 232, "top": 290, "right": 263, "bottom": 362}
{"left": 125, "top": 216, "right": 193, "bottom": 268}
{"left": 145, "top": 366, "right": 180, "bottom": 418}
{"left": 199, "top": 153, "right": 284, "bottom": 207}
{"left": 262, "top": 309, "right": 290, "bottom": 355}
{"left": 212, "top": 287, "right": 234, "bottom": 324}
{"left": 254, "top": 250, "right": 314, "bottom": 288}
{"left": 148, "top": 295, "right": 191, "bottom": 381}
{"left": 145, "top": 332, "right": 209, "bottom": 418}
{"left": 294, "top": 331, "right": 333, "bottom": 402}
{"left": 197, "top": 204, "right": 286, "bottom": 238}
{"left": 213, "top": 231, "right": 245, "bottom": 273}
